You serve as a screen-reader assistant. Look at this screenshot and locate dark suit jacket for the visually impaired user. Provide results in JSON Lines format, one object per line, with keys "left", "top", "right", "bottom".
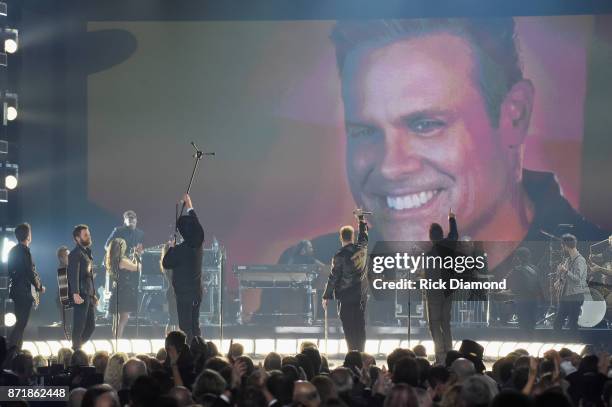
{"left": 7, "top": 243, "right": 42, "bottom": 301}
{"left": 426, "top": 217, "right": 458, "bottom": 297}
{"left": 67, "top": 244, "right": 96, "bottom": 298}
{"left": 162, "top": 209, "right": 205, "bottom": 299}
{"left": 322, "top": 218, "right": 368, "bottom": 302}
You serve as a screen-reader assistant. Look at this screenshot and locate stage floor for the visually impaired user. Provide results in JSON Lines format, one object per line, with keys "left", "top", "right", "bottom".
{"left": 34, "top": 321, "right": 612, "bottom": 355}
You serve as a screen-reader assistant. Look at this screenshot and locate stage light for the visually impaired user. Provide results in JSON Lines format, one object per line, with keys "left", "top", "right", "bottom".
{"left": 234, "top": 339, "right": 253, "bottom": 354}
{"left": 379, "top": 339, "right": 400, "bottom": 355}
{"left": 6, "top": 106, "right": 16, "bottom": 121}
{"left": 35, "top": 341, "right": 52, "bottom": 357}
{"left": 538, "top": 343, "right": 557, "bottom": 357}
{"left": 482, "top": 341, "right": 501, "bottom": 358}
{"left": 115, "top": 339, "right": 131, "bottom": 354}
{"left": 3, "top": 311, "right": 15, "bottom": 326}
{"left": 93, "top": 340, "right": 113, "bottom": 354}
{"left": 5, "top": 175, "right": 16, "bottom": 189}
{"left": 46, "top": 341, "right": 63, "bottom": 356}
{"left": 514, "top": 342, "right": 531, "bottom": 354}
{"left": 399, "top": 339, "right": 420, "bottom": 350}
{"left": 22, "top": 341, "right": 38, "bottom": 356}
{"left": 364, "top": 340, "right": 380, "bottom": 355}
{"left": 2, "top": 237, "right": 16, "bottom": 263}
{"left": 2, "top": 93, "right": 18, "bottom": 124}
{"left": 276, "top": 339, "right": 297, "bottom": 355}
{"left": 498, "top": 342, "right": 517, "bottom": 358}
{"left": 255, "top": 339, "right": 275, "bottom": 355}
{"left": 3, "top": 29, "right": 17, "bottom": 54}
{"left": 150, "top": 339, "right": 165, "bottom": 354}
{"left": 82, "top": 341, "right": 95, "bottom": 355}
{"left": 60, "top": 340, "right": 72, "bottom": 349}
{"left": 4, "top": 39, "right": 15, "bottom": 54}
{"left": 419, "top": 341, "right": 435, "bottom": 356}
{"left": 567, "top": 343, "right": 585, "bottom": 354}
{"left": 526, "top": 342, "right": 544, "bottom": 356}
{"left": 318, "top": 339, "right": 340, "bottom": 355}
{"left": 131, "top": 340, "right": 152, "bottom": 354}
{"left": 209, "top": 340, "right": 222, "bottom": 353}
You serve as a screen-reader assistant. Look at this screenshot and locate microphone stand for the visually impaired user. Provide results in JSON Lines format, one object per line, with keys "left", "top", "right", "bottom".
{"left": 174, "top": 142, "right": 214, "bottom": 237}
{"left": 172, "top": 141, "right": 214, "bottom": 340}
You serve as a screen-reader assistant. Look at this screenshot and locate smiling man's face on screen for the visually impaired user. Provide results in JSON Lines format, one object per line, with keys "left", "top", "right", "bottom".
{"left": 335, "top": 19, "right": 535, "bottom": 242}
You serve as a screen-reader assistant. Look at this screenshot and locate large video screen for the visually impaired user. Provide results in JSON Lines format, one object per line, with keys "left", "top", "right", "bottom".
{"left": 86, "top": 16, "right": 611, "bottom": 282}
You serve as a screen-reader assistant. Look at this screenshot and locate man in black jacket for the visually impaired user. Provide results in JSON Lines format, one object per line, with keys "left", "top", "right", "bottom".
{"left": 322, "top": 211, "right": 368, "bottom": 352}
{"left": 425, "top": 210, "right": 458, "bottom": 364}
{"left": 7, "top": 223, "right": 45, "bottom": 351}
{"left": 68, "top": 224, "right": 97, "bottom": 350}
{"left": 162, "top": 194, "right": 205, "bottom": 342}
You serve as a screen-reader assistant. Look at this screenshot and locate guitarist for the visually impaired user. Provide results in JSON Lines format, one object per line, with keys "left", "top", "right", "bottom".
{"left": 104, "top": 210, "right": 144, "bottom": 264}
{"left": 7, "top": 223, "right": 45, "bottom": 351}
{"left": 553, "top": 233, "right": 589, "bottom": 331}
{"left": 103, "top": 210, "right": 144, "bottom": 312}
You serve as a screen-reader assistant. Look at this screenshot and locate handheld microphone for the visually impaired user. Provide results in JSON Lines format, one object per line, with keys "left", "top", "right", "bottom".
{"left": 353, "top": 209, "right": 373, "bottom": 216}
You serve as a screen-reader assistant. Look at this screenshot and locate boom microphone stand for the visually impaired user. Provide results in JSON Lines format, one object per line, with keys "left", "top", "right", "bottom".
{"left": 174, "top": 142, "right": 214, "bottom": 236}
{"left": 173, "top": 142, "right": 214, "bottom": 341}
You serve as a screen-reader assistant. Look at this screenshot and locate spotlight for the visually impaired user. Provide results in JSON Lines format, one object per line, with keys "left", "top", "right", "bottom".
{"left": 4, "top": 311, "right": 15, "bottom": 326}
{"left": 5, "top": 175, "right": 16, "bottom": 189}
{"left": 276, "top": 339, "right": 297, "bottom": 355}
{"left": 255, "top": 339, "right": 275, "bottom": 355}
{"left": 3, "top": 29, "right": 17, "bottom": 54}
{"left": 2, "top": 236, "right": 16, "bottom": 263}
{"left": 130, "top": 340, "right": 152, "bottom": 354}
{"left": 2, "top": 93, "right": 17, "bottom": 124}
{"left": 6, "top": 106, "right": 16, "bottom": 121}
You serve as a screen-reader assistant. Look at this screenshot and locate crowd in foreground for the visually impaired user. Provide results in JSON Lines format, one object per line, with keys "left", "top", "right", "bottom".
{"left": 0, "top": 333, "right": 611, "bottom": 407}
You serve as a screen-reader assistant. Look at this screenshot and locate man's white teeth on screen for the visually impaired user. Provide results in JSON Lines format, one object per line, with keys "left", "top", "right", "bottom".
{"left": 386, "top": 190, "right": 437, "bottom": 210}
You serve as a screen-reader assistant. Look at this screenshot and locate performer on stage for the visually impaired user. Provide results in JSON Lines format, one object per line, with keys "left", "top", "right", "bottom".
{"left": 7, "top": 223, "right": 45, "bottom": 351}
{"left": 507, "top": 247, "right": 542, "bottom": 332}
{"left": 68, "top": 224, "right": 97, "bottom": 350}
{"left": 162, "top": 194, "right": 205, "bottom": 342}
{"left": 424, "top": 210, "right": 458, "bottom": 364}
{"left": 160, "top": 244, "right": 179, "bottom": 334}
{"left": 105, "top": 210, "right": 144, "bottom": 254}
{"left": 106, "top": 238, "right": 140, "bottom": 338}
{"left": 104, "top": 210, "right": 144, "bottom": 290}
{"left": 322, "top": 210, "right": 368, "bottom": 352}
{"left": 554, "top": 233, "right": 589, "bottom": 331}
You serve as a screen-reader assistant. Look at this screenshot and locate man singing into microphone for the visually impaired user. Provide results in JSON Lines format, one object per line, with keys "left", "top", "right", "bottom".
{"left": 322, "top": 210, "right": 369, "bottom": 352}
{"left": 162, "top": 194, "right": 205, "bottom": 342}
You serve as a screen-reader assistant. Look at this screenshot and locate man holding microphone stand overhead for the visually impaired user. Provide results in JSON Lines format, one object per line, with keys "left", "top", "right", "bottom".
{"left": 322, "top": 209, "right": 369, "bottom": 352}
